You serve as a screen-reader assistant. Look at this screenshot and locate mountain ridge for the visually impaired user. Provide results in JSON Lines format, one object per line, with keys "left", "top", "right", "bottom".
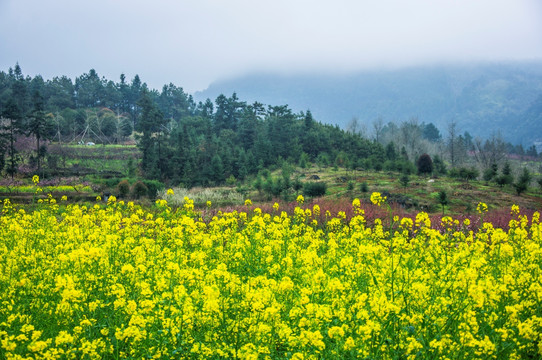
{"left": 194, "top": 62, "right": 542, "bottom": 146}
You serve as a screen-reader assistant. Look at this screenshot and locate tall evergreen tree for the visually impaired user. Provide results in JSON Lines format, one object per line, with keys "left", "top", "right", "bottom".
{"left": 1, "top": 98, "right": 23, "bottom": 178}
{"left": 75, "top": 69, "right": 104, "bottom": 108}
{"left": 11, "top": 63, "right": 28, "bottom": 116}
{"left": 136, "top": 90, "right": 167, "bottom": 179}
{"left": 28, "top": 90, "right": 52, "bottom": 174}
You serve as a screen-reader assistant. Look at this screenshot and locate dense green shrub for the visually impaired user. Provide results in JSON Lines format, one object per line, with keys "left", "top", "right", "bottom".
{"left": 303, "top": 181, "right": 327, "bottom": 197}
{"left": 449, "top": 167, "right": 479, "bottom": 182}
{"left": 432, "top": 155, "right": 447, "bottom": 176}
{"left": 132, "top": 181, "right": 149, "bottom": 199}
{"left": 416, "top": 153, "right": 433, "bottom": 175}
{"left": 117, "top": 180, "right": 131, "bottom": 198}
{"left": 142, "top": 180, "right": 164, "bottom": 199}
{"left": 514, "top": 168, "right": 532, "bottom": 195}
{"left": 496, "top": 174, "right": 514, "bottom": 188}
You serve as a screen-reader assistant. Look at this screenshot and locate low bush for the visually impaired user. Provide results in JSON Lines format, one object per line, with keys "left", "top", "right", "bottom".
{"left": 303, "top": 181, "right": 327, "bottom": 197}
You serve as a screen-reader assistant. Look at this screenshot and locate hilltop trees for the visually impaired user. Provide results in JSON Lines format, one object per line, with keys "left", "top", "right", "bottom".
{"left": 0, "top": 62, "right": 539, "bottom": 188}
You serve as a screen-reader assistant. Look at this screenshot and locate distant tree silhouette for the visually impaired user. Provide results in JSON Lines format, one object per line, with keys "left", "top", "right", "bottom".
{"left": 417, "top": 153, "right": 433, "bottom": 175}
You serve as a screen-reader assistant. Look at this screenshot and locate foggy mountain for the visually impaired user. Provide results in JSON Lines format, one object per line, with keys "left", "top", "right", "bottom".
{"left": 194, "top": 62, "right": 542, "bottom": 146}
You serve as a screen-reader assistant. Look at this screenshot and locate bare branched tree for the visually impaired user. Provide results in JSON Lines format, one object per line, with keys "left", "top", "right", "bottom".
{"left": 372, "top": 116, "right": 384, "bottom": 143}
{"left": 472, "top": 132, "right": 507, "bottom": 169}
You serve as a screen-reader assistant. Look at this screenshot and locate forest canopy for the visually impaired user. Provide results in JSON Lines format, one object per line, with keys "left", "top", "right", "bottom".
{"left": 0, "top": 64, "right": 387, "bottom": 185}
{"left": 0, "top": 64, "right": 537, "bottom": 186}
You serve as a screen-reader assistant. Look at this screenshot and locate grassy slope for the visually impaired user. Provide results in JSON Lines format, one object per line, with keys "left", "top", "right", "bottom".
{"left": 295, "top": 165, "right": 542, "bottom": 215}
{"left": 12, "top": 144, "right": 541, "bottom": 215}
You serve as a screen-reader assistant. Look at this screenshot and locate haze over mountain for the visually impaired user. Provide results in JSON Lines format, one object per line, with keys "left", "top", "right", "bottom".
{"left": 195, "top": 62, "right": 542, "bottom": 147}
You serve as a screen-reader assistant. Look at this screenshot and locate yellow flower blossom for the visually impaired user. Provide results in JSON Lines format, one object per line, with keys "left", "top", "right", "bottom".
{"left": 370, "top": 192, "right": 386, "bottom": 206}
{"left": 0, "top": 195, "right": 539, "bottom": 359}
{"left": 477, "top": 202, "right": 488, "bottom": 214}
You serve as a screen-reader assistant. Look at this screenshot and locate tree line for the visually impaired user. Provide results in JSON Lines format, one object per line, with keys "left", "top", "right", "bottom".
{"left": 0, "top": 64, "right": 387, "bottom": 185}
{"left": 0, "top": 63, "right": 539, "bottom": 188}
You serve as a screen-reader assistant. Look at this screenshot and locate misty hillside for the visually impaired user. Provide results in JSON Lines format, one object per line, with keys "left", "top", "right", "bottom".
{"left": 194, "top": 62, "right": 542, "bottom": 146}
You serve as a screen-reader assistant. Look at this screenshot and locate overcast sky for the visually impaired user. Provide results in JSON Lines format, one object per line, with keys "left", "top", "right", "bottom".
{"left": 1, "top": 0, "right": 541, "bottom": 93}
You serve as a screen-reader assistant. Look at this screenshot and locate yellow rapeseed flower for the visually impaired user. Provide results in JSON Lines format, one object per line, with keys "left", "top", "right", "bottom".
{"left": 370, "top": 192, "right": 386, "bottom": 206}
{"left": 477, "top": 202, "right": 488, "bottom": 214}
{"left": 352, "top": 198, "right": 361, "bottom": 208}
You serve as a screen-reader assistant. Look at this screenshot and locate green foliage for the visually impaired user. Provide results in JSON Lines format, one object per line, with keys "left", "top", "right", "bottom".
{"left": 117, "top": 180, "right": 131, "bottom": 198}
{"left": 28, "top": 90, "right": 53, "bottom": 174}
{"left": 141, "top": 179, "right": 164, "bottom": 199}
{"left": 3, "top": 62, "right": 541, "bottom": 196}
{"left": 437, "top": 190, "right": 448, "bottom": 214}
{"left": 126, "top": 158, "right": 136, "bottom": 177}
{"left": 495, "top": 162, "right": 514, "bottom": 188}
{"left": 513, "top": 167, "right": 532, "bottom": 196}
{"left": 226, "top": 175, "right": 237, "bottom": 186}
{"left": 502, "top": 162, "right": 512, "bottom": 176}
{"left": 422, "top": 122, "right": 442, "bottom": 142}
{"left": 303, "top": 181, "right": 327, "bottom": 198}
{"left": 298, "top": 152, "right": 309, "bottom": 169}
{"left": 292, "top": 176, "right": 303, "bottom": 193}
{"left": 449, "top": 167, "right": 479, "bottom": 182}
{"left": 253, "top": 175, "right": 263, "bottom": 195}
{"left": 371, "top": 157, "right": 383, "bottom": 171}
{"left": 1, "top": 97, "right": 23, "bottom": 178}
{"left": 132, "top": 181, "right": 148, "bottom": 199}
{"left": 483, "top": 163, "right": 498, "bottom": 182}
{"left": 385, "top": 142, "right": 397, "bottom": 161}
{"left": 496, "top": 174, "right": 514, "bottom": 188}
{"left": 399, "top": 174, "right": 410, "bottom": 188}
{"left": 316, "top": 153, "right": 330, "bottom": 169}
{"left": 432, "top": 155, "right": 447, "bottom": 176}
{"left": 416, "top": 153, "right": 433, "bottom": 175}
{"left": 360, "top": 182, "right": 369, "bottom": 193}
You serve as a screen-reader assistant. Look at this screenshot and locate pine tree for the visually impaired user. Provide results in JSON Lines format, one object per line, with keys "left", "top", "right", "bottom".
{"left": 514, "top": 167, "right": 532, "bottom": 196}
{"left": 438, "top": 190, "right": 448, "bottom": 214}
{"left": 28, "top": 90, "right": 52, "bottom": 175}
{"left": 136, "top": 90, "right": 166, "bottom": 180}
{"left": 1, "top": 98, "right": 23, "bottom": 178}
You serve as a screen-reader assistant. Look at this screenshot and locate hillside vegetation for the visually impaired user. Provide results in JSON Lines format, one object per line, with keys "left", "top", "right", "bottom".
{"left": 0, "top": 63, "right": 541, "bottom": 215}
{"left": 1, "top": 63, "right": 542, "bottom": 359}
{"left": 195, "top": 62, "right": 542, "bottom": 147}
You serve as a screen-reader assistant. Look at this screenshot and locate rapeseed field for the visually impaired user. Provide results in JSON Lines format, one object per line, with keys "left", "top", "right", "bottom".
{"left": 0, "top": 190, "right": 541, "bottom": 359}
